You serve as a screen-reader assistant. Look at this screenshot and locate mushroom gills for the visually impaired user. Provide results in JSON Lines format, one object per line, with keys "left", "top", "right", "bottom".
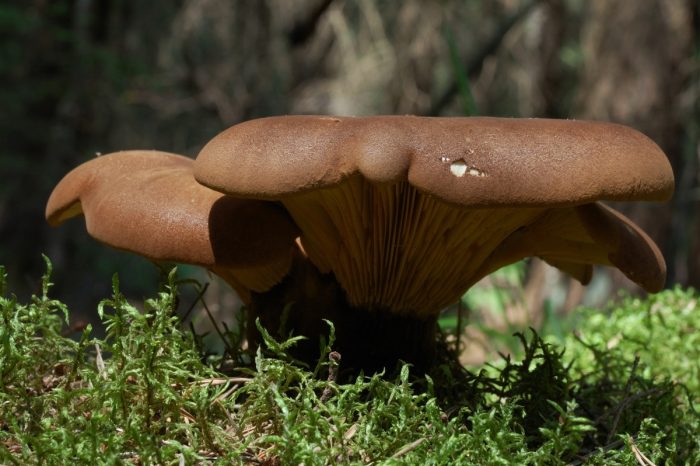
{"left": 281, "top": 176, "right": 665, "bottom": 318}
{"left": 282, "top": 176, "right": 545, "bottom": 317}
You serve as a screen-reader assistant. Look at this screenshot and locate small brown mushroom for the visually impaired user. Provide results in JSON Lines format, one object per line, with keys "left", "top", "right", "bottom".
{"left": 194, "top": 115, "right": 673, "bottom": 370}
{"left": 46, "top": 150, "right": 300, "bottom": 302}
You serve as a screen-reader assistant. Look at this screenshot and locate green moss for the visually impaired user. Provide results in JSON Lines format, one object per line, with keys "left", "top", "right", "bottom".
{"left": 0, "top": 260, "right": 698, "bottom": 464}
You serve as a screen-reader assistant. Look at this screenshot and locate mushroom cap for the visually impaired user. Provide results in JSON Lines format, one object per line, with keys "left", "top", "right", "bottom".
{"left": 192, "top": 116, "right": 673, "bottom": 316}
{"left": 475, "top": 202, "right": 667, "bottom": 293}
{"left": 46, "top": 150, "right": 300, "bottom": 297}
{"left": 194, "top": 115, "right": 674, "bottom": 206}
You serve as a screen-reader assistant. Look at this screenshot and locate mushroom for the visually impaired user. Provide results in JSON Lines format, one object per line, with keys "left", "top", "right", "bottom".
{"left": 194, "top": 115, "right": 673, "bottom": 371}
{"left": 45, "top": 150, "right": 300, "bottom": 303}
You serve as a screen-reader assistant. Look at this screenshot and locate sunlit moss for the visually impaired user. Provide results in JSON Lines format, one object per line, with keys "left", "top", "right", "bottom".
{"left": 0, "top": 260, "right": 698, "bottom": 464}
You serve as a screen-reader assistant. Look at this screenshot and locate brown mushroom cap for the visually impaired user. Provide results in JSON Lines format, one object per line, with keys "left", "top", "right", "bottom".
{"left": 194, "top": 115, "right": 673, "bottom": 205}
{"left": 46, "top": 150, "right": 300, "bottom": 300}
{"left": 194, "top": 116, "right": 674, "bottom": 317}
{"left": 473, "top": 202, "right": 667, "bottom": 292}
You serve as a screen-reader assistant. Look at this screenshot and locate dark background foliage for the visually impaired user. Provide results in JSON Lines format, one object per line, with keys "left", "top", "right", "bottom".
{"left": 1, "top": 0, "right": 698, "bottom": 334}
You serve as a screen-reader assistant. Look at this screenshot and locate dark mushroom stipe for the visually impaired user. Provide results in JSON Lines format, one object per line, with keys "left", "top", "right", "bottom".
{"left": 249, "top": 253, "right": 438, "bottom": 375}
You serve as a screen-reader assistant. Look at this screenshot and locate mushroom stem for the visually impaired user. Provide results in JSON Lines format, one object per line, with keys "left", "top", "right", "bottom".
{"left": 248, "top": 252, "right": 439, "bottom": 374}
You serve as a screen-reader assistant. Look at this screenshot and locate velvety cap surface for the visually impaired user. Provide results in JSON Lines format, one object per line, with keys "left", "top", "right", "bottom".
{"left": 194, "top": 115, "right": 674, "bottom": 206}
{"left": 46, "top": 150, "right": 299, "bottom": 268}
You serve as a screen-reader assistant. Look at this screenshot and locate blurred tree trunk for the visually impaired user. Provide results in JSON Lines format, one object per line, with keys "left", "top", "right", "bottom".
{"left": 536, "top": 0, "right": 567, "bottom": 118}
{"left": 575, "top": 0, "right": 695, "bottom": 288}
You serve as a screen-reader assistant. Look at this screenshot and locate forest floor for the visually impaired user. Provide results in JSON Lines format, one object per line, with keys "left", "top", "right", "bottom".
{"left": 1, "top": 259, "right": 699, "bottom": 465}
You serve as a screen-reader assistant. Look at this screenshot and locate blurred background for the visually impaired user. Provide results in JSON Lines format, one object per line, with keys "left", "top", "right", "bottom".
{"left": 1, "top": 0, "right": 698, "bottom": 360}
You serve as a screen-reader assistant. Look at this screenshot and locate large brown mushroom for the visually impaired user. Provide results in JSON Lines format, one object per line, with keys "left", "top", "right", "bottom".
{"left": 46, "top": 150, "right": 300, "bottom": 303}
{"left": 194, "top": 115, "right": 673, "bottom": 371}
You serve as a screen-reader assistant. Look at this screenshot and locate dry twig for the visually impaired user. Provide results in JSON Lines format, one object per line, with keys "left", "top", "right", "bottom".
{"left": 320, "top": 351, "right": 341, "bottom": 403}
